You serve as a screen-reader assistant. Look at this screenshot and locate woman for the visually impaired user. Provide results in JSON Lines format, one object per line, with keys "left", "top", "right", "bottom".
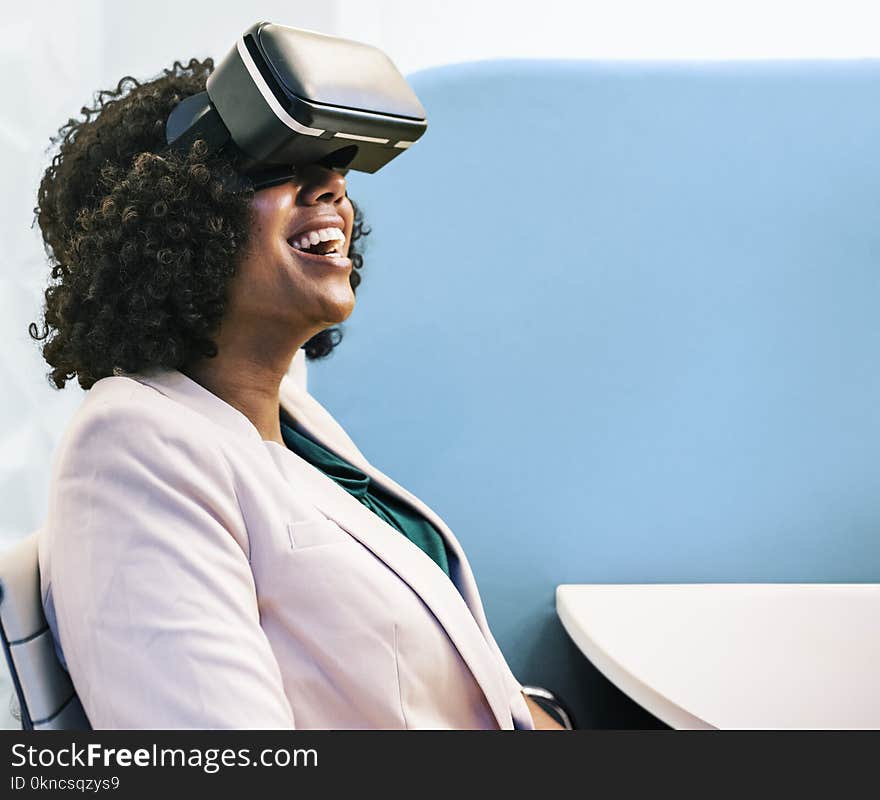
{"left": 31, "top": 58, "right": 561, "bottom": 730}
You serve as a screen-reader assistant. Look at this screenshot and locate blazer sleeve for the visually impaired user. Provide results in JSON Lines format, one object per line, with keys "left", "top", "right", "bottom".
{"left": 44, "top": 396, "right": 296, "bottom": 729}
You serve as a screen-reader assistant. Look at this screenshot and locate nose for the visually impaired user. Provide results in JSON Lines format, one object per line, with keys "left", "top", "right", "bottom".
{"left": 295, "top": 164, "right": 348, "bottom": 206}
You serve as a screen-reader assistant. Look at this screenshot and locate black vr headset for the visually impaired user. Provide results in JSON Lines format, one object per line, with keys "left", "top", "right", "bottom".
{"left": 165, "top": 21, "right": 428, "bottom": 190}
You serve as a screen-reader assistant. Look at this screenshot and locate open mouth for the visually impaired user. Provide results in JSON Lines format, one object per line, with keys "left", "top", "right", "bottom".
{"left": 287, "top": 226, "right": 347, "bottom": 260}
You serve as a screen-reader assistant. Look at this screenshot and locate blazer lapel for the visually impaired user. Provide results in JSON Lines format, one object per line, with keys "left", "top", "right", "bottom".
{"left": 277, "top": 376, "right": 500, "bottom": 638}
{"left": 277, "top": 377, "right": 513, "bottom": 728}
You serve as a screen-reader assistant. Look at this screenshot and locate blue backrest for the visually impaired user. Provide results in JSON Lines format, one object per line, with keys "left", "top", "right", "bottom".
{"left": 309, "top": 60, "right": 880, "bottom": 724}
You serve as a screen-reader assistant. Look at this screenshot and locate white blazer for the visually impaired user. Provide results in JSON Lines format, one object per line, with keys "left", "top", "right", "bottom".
{"left": 38, "top": 356, "right": 534, "bottom": 730}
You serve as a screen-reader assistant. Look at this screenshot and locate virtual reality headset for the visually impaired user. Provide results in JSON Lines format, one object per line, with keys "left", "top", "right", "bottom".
{"left": 165, "top": 21, "right": 428, "bottom": 190}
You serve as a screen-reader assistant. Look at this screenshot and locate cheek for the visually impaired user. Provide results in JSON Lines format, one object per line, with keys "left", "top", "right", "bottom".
{"left": 235, "top": 232, "right": 289, "bottom": 295}
{"left": 251, "top": 224, "right": 288, "bottom": 266}
{"left": 248, "top": 195, "right": 290, "bottom": 252}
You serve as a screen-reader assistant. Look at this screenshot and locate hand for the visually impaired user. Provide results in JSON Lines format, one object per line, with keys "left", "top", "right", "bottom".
{"left": 522, "top": 692, "right": 567, "bottom": 730}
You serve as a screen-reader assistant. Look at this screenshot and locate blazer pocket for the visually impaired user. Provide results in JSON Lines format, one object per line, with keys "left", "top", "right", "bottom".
{"left": 286, "top": 517, "right": 351, "bottom": 549}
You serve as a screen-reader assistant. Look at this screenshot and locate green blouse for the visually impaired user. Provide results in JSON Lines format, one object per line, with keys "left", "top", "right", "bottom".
{"left": 279, "top": 412, "right": 452, "bottom": 578}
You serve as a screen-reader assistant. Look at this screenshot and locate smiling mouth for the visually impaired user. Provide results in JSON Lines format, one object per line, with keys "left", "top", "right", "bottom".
{"left": 286, "top": 228, "right": 351, "bottom": 267}
{"left": 287, "top": 227, "right": 346, "bottom": 256}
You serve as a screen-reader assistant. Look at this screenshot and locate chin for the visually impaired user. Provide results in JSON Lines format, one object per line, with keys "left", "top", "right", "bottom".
{"left": 319, "top": 291, "right": 356, "bottom": 325}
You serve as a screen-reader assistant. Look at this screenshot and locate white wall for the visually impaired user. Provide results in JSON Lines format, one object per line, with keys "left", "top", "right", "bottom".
{"left": 2, "top": 0, "right": 879, "bottom": 728}
{"left": 335, "top": 0, "right": 880, "bottom": 72}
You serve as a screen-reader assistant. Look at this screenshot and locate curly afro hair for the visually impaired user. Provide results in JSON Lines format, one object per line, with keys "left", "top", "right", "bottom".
{"left": 30, "top": 57, "right": 369, "bottom": 391}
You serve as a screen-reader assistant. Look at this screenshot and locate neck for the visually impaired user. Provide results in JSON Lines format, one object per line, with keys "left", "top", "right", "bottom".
{"left": 181, "top": 333, "right": 307, "bottom": 445}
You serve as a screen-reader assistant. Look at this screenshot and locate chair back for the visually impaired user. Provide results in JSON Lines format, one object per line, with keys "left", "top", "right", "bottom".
{"left": 0, "top": 531, "right": 90, "bottom": 729}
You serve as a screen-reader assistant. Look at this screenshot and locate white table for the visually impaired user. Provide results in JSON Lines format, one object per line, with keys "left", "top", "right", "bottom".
{"left": 556, "top": 583, "right": 880, "bottom": 729}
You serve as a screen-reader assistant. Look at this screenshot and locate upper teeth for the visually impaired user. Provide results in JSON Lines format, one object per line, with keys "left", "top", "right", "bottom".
{"left": 290, "top": 227, "right": 346, "bottom": 252}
